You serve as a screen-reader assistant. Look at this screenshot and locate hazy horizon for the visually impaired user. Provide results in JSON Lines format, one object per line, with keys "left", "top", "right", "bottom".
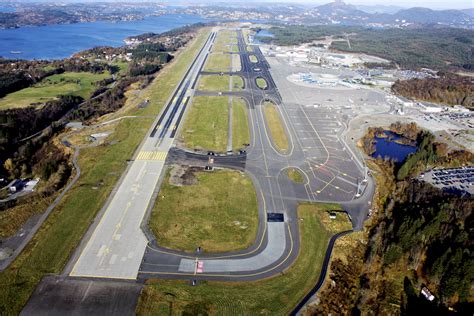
{"left": 5, "top": 0, "right": 473, "bottom": 11}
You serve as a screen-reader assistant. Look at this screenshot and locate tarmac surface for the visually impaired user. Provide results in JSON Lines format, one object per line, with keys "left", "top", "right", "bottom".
{"left": 22, "top": 27, "right": 376, "bottom": 314}
{"left": 137, "top": 29, "right": 374, "bottom": 280}
{"left": 21, "top": 276, "right": 142, "bottom": 316}
{"left": 69, "top": 30, "right": 217, "bottom": 280}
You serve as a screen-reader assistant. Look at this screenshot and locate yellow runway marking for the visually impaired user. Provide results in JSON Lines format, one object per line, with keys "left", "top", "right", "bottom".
{"left": 136, "top": 151, "right": 168, "bottom": 161}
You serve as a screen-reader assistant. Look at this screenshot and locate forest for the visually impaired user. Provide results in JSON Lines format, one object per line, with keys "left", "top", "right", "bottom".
{"left": 392, "top": 74, "right": 473, "bottom": 109}
{"left": 330, "top": 27, "right": 473, "bottom": 71}
{"left": 312, "top": 124, "right": 473, "bottom": 315}
{"left": 0, "top": 23, "right": 201, "bottom": 198}
{"left": 257, "top": 25, "right": 473, "bottom": 72}
{"left": 254, "top": 25, "right": 352, "bottom": 45}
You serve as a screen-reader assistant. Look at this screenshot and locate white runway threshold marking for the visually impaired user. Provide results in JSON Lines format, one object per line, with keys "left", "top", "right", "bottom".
{"left": 70, "top": 160, "right": 164, "bottom": 279}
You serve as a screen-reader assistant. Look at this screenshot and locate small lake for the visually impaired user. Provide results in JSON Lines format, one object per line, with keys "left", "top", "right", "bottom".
{"left": 0, "top": 14, "right": 206, "bottom": 60}
{"left": 253, "top": 29, "right": 274, "bottom": 44}
{"left": 372, "top": 131, "right": 418, "bottom": 162}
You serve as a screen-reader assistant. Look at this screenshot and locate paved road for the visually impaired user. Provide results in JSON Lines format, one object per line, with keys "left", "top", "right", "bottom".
{"left": 137, "top": 29, "right": 374, "bottom": 280}
{"left": 68, "top": 30, "right": 217, "bottom": 279}
{"left": 289, "top": 229, "right": 353, "bottom": 315}
{"left": 0, "top": 145, "right": 82, "bottom": 271}
{"left": 21, "top": 27, "right": 376, "bottom": 315}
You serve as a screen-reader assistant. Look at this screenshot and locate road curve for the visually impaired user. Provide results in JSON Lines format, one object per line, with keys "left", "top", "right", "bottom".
{"left": 289, "top": 230, "right": 353, "bottom": 315}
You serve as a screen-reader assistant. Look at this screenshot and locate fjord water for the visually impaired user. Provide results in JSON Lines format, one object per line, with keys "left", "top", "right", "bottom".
{"left": 372, "top": 131, "right": 418, "bottom": 162}
{"left": 0, "top": 14, "right": 205, "bottom": 60}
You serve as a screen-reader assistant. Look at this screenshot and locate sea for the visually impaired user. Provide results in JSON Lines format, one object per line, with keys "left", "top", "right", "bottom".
{"left": 0, "top": 14, "right": 206, "bottom": 60}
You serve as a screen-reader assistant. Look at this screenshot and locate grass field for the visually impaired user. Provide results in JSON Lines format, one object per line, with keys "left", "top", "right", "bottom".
{"left": 0, "top": 29, "right": 211, "bottom": 315}
{"left": 285, "top": 168, "right": 305, "bottom": 184}
{"left": 136, "top": 203, "right": 352, "bottom": 315}
{"left": 263, "top": 101, "right": 289, "bottom": 153}
{"left": 232, "top": 54, "right": 242, "bottom": 72}
{"left": 111, "top": 60, "right": 129, "bottom": 76}
{"left": 232, "top": 98, "right": 250, "bottom": 150}
{"left": 0, "top": 72, "right": 109, "bottom": 110}
{"left": 249, "top": 55, "right": 258, "bottom": 63}
{"left": 150, "top": 168, "right": 258, "bottom": 253}
{"left": 212, "top": 30, "right": 237, "bottom": 53}
{"left": 181, "top": 96, "right": 228, "bottom": 152}
{"left": 256, "top": 77, "right": 268, "bottom": 89}
{"left": 197, "top": 75, "right": 243, "bottom": 92}
{"left": 203, "top": 53, "right": 231, "bottom": 72}
{"left": 232, "top": 75, "right": 244, "bottom": 91}
{"left": 198, "top": 75, "right": 230, "bottom": 92}
{"left": 230, "top": 45, "right": 240, "bottom": 53}
{"left": 0, "top": 196, "right": 54, "bottom": 239}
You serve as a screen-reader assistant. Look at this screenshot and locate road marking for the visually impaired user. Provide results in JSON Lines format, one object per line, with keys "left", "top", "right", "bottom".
{"left": 109, "top": 254, "right": 117, "bottom": 265}
{"left": 196, "top": 261, "right": 204, "bottom": 273}
{"left": 97, "top": 245, "right": 106, "bottom": 257}
{"left": 136, "top": 151, "right": 168, "bottom": 161}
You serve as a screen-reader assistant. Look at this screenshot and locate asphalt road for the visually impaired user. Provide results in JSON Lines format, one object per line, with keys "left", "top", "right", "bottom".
{"left": 68, "top": 30, "right": 217, "bottom": 280}
{"left": 22, "top": 27, "right": 376, "bottom": 314}
{"left": 137, "top": 28, "right": 374, "bottom": 281}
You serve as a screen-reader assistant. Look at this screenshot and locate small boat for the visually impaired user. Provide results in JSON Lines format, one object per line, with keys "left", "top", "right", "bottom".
{"left": 10, "top": 51, "right": 23, "bottom": 54}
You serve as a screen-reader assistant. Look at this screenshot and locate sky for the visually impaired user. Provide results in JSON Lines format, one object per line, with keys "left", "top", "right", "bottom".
{"left": 237, "top": 0, "right": 472, "bottom": 10}
{"left": 10, "top": 0, "right": 473, "bottom": 10}
{"left": 316, "top": 0, "right": 472, "bottom": 9}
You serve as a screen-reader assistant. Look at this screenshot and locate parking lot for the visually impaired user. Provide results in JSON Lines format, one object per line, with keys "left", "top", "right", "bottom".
{"left": 421, "top": 166, "right": 474, "bottom": 195}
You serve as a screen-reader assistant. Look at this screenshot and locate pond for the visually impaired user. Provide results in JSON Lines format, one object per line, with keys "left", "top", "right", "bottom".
{"left": 372, "top": 131, "right": 418, "bottom": 162}
{"left": 253, "top": 29, "right": 274, "bottom": 44}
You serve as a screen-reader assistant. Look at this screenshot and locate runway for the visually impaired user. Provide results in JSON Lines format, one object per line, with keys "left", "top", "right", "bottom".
{"left": 69, "top": 30, "right": 217, "bottom": 279}
{"left": 22, "top": 26, "right": 377, "bottom": 315}
{"left": 69, "top": 26, "right": 374, "bottom": 281}
{"left": 137, "top": 28, "right": 374, "bottom": 280}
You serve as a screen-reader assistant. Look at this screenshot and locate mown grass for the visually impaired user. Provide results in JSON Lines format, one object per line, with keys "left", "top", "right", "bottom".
{"left": 136, "top": 203, "right": 351, "bottom": 315}
{"left": 249, "top": 55, "right": 258, "bottom": 63}
{"left": 203, "top": 53, "right": 231, "bottom": 72}
{"left": 232, "top": 54, "right": 242, "bottom": 73}
{"left": 263, "top": 101, "right": 289, "bottom": 153}
{"left": 111, "top": 60, "right": 129, "bottom": 76}
{"left": 0, "top": 28, "right": 210, "bottom": 315}
{"left": 285, "top": 168, "right": 305, "bottom": 184}
{"left": 150, "top": 168, "right": 258, "bottom": 253}
{"left": 0, "top": 72, "right": 110, "bottom": 110}
{"left": 198, "top": 75, "right": 229, "bottom": 92}
{"left": 232, "top": 97, "right": 250, "bottom": 151}
{"left": 212, "top": 30, "right": 237, "bottom": 52}
{"left": 256, "top": 77, "right": 268, "bottom": 89}
{"left": 232, "top": 75, "right": 244, "bottom": 91}
{"left": 181, "top": 96, "right": 228, "bottom": 152}
{"left": 212, "top": 30, "right": 238, "bottom": 53}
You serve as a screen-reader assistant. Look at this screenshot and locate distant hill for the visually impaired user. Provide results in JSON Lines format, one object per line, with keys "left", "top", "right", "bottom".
{"left": 307, "top": 1, "right": 472, "bottom": 27}
{"left": 314, "top": 1, "right": 369, "bottom": 17}
{"left": 355, "top": 4, "right": 404, "bottom": 14}
{"left": 462, "top": 8, "right": 474, "bottom": 17}
{"left": 390, "top": 7, "right": 471, "bottom": 24}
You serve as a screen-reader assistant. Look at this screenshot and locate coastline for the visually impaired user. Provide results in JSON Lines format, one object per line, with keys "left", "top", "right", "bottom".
{"left": 0, "top": 14, "right": 207, "bottom": 60}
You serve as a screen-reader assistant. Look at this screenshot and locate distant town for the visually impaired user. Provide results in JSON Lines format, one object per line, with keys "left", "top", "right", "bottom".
{"left": 0, "top": 0, "right": 473, "bottom": 29}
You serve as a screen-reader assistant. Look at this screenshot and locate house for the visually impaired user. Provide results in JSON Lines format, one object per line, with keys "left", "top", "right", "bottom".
{"left": 329, "top": 212, "right": 337, "bottom": 219}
